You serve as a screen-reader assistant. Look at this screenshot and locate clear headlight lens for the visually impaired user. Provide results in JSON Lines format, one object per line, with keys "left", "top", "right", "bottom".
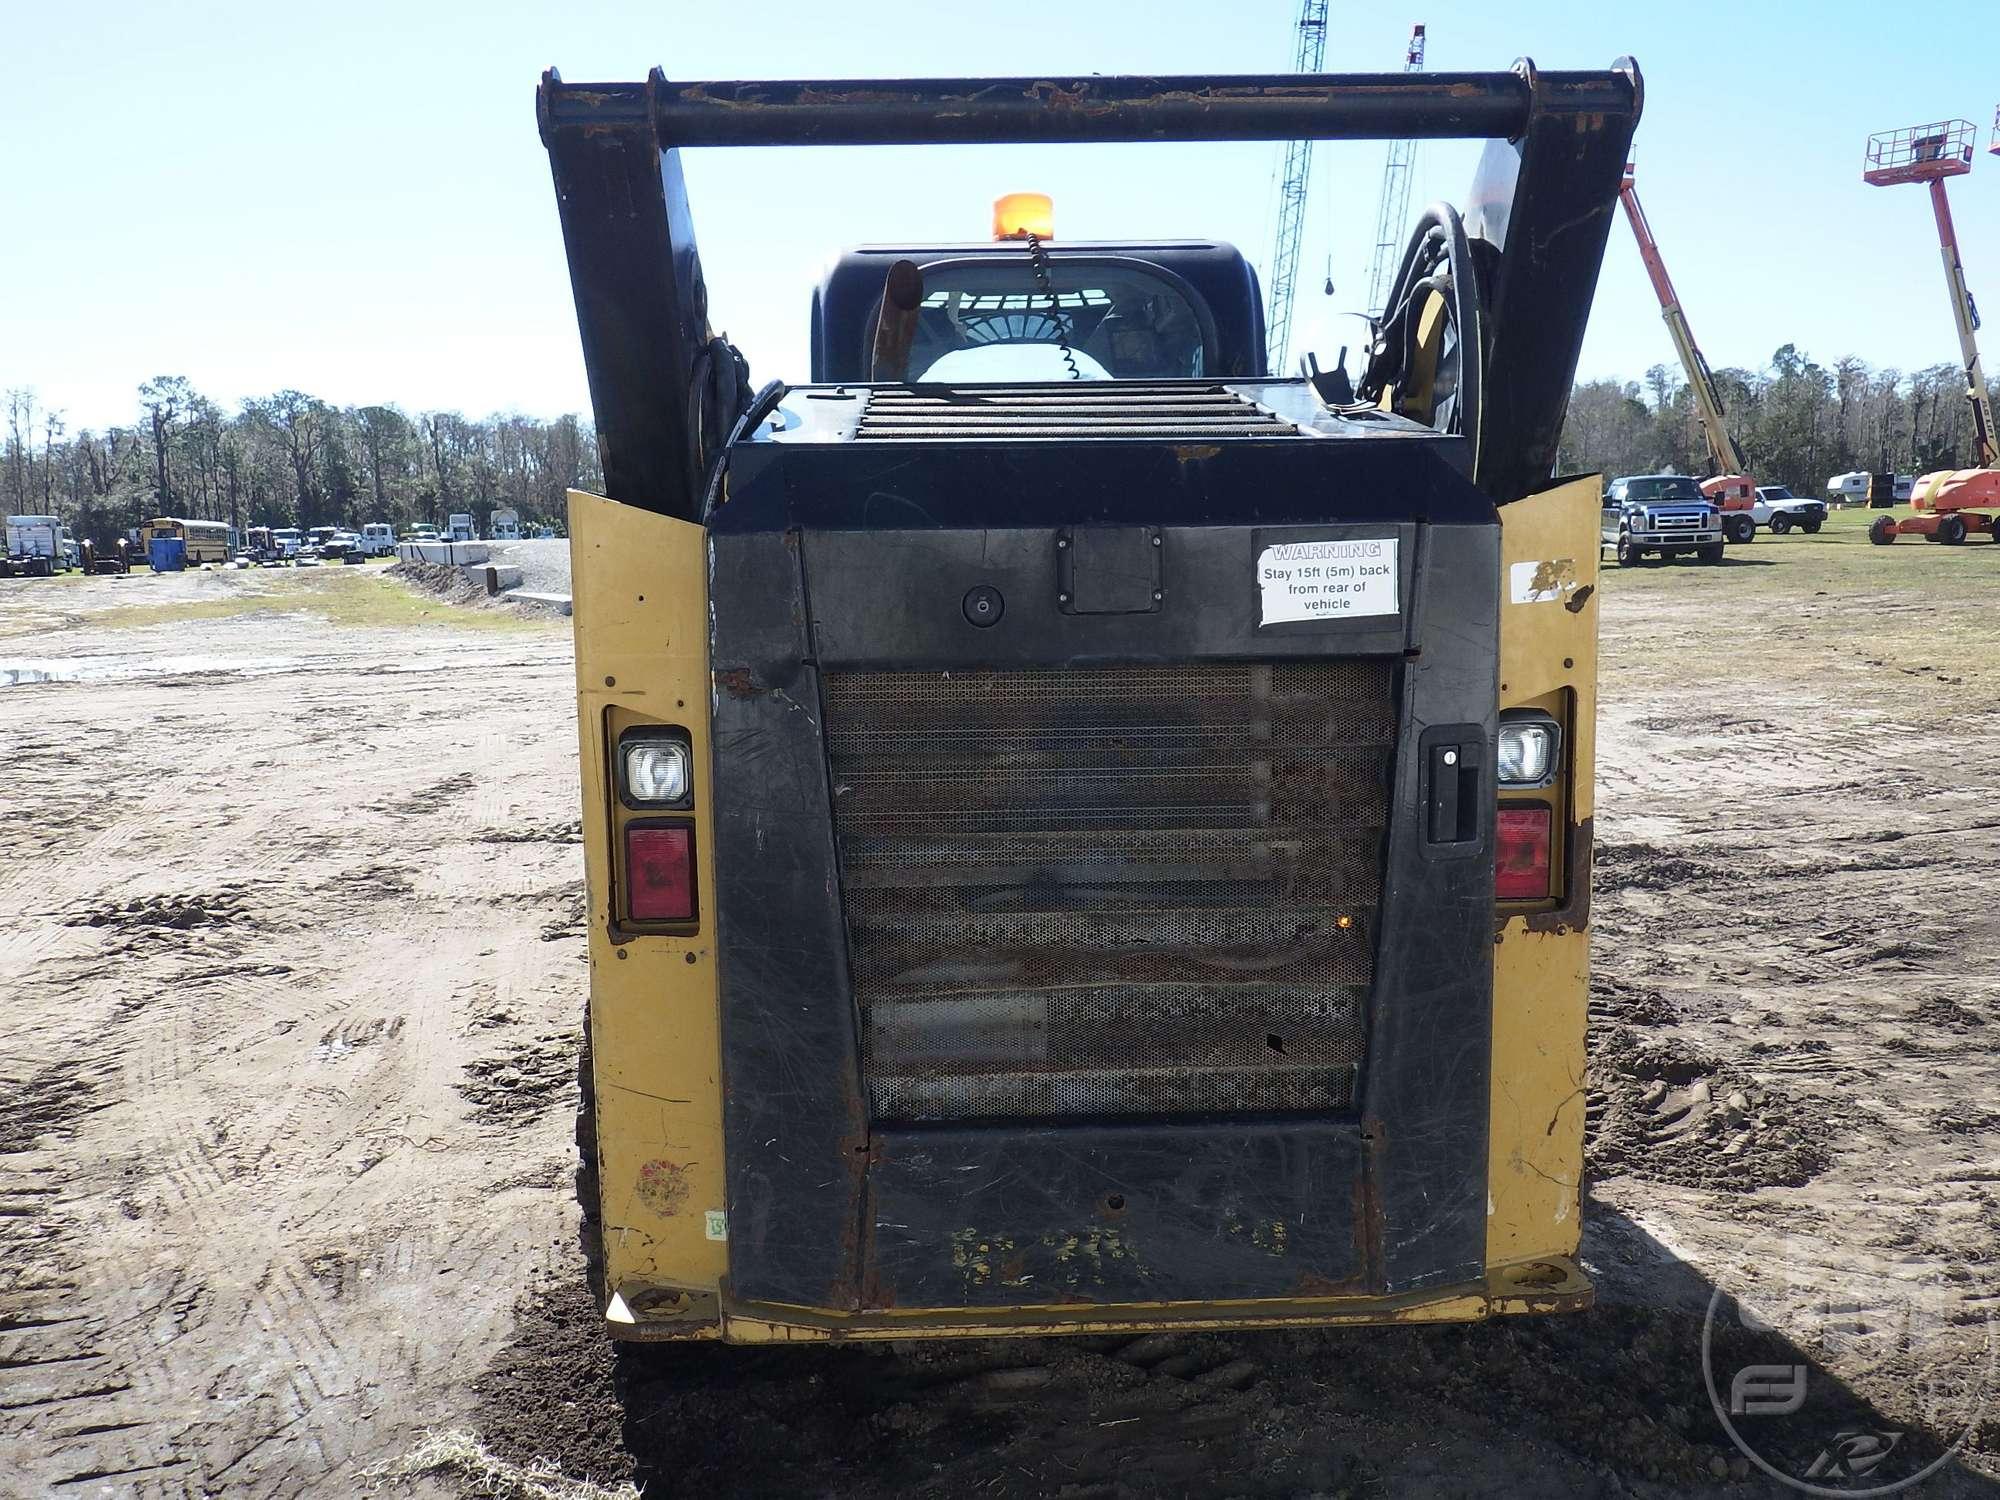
{"left": 1497, "top": 717, "right": 1558, "bottom": 788}
{"left": 623, "top": 738, "right": 691, "bottom": 805}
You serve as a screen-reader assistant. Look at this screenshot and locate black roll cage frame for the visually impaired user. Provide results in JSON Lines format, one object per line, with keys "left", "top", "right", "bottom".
{"left": 537, "top": 64, "right": 1642, "bottom": 519}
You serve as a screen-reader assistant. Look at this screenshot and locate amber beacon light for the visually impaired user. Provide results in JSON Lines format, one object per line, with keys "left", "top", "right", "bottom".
{"left": 992, "top": 192, "right": 1055, "bottom": 241}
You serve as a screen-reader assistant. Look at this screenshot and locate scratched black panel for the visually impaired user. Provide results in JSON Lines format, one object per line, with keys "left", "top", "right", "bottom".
{"left": 711, "top": 528, "right": 867, "bottom": 1309}
{"left": 865, "top": 1123, "right": 1364, "bottom": 1307}
{"left": 712, "top": 431, "right": 1500, "bottom": 1311}
{"left": 1362, "top": 518, "right": 1499, "bottom": 1292}
{"left": 803, "top": 523, "right": 1415, "bottom": 666}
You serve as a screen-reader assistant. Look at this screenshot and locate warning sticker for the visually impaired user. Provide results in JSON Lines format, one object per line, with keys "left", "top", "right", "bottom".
{"left": 1257, "top": 537, "right": 1399, "bottom": 624}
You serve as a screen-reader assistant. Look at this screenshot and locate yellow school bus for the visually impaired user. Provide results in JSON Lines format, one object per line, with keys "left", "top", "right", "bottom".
{"left": 140, "top": 517, "right": 233, "bottom": 565}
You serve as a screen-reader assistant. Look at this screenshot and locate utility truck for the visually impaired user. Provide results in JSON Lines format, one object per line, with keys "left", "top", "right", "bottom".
{"left": 1616, "top": 164, "right": 1761, "bottom": 542}
{"left": 4, "top": 515, "right": 70, "bottom": 577}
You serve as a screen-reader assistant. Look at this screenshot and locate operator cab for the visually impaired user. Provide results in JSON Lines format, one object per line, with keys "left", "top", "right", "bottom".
{"left": 811, "top": 237, "right": 1267, "bottom": 384}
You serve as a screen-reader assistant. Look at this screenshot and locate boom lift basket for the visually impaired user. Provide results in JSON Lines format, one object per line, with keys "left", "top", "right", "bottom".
{"left": 1864, "top": 119, "right": 1976, "bottom": 186}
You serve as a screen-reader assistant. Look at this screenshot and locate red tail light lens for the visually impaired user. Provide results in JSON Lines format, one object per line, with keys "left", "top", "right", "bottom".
{"left": 1495, "top": 806, "right": 1552, "bottom": 900}
{"left": 626, "top": 825, "right": 695, "bottom": 922}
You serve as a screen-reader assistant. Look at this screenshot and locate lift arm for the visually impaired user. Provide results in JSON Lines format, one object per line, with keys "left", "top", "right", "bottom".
{"left": 1925, "top": 179, "right": 1999, "bottom": 467}
{"left": 539, "top": 64, "right": 1641, "bottom": 518}
{"left": 1616, "top": 169, "right": 1748, "bottom": 476}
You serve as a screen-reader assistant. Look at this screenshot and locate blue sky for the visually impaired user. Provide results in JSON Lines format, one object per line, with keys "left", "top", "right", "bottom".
{"left": 6, "top": 0, "right": 1998, "bottom": 431}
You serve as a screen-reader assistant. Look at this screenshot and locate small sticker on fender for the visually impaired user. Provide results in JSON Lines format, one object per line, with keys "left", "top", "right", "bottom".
{"left": 1509, "top": 558, "right": 1578, "bottom": 604}
{"left": 1257, "top": 538, "right": 1398, "bottom": 624}
{"left": 704, "top": 1210, "right": 728, "bottom": 1242}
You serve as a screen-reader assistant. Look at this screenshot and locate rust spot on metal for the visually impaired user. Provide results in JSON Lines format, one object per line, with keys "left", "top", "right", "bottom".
{"left": 1562, "top": 582, "right": 1595, "bottom": 614}
{"left": 1521, "top": 814, "right": 1592, "bottom": 933}
{"left": 1353, "top": 1116, "right": 1387, "bottom": 1290}
{"left": 635, "top": 1159, "right": 691, "bottom": 1217}
{"left": 1173, "top": 444, "right": 1222, "bottom": 462}
{"left": 715, "top": 667, "right": 758, "bottom": 698}
{"left": 1291, "top": 1267, "right": 1369, "bottom": 1298}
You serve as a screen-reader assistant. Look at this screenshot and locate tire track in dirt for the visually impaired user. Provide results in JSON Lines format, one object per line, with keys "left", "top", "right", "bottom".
{"left": 0, "top": 570, "right": 581, "bottom": 1495}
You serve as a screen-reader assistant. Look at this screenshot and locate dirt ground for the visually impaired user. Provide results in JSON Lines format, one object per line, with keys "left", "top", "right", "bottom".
{"left": 3, "top": 515, "right": 1997, "bottom": 1498}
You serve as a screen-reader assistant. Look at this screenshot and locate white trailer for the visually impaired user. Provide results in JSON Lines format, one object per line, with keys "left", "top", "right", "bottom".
{"left": 489, "top": 509, "right": 521, "bottom": 542}
{"left": 447, "top": 513, "right": 476, "bottom": 542}
{"left": 359, "top": 523, "right": 397, "bottom": 555}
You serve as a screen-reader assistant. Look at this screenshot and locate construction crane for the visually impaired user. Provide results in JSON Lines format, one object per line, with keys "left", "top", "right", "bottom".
{"left": 1362, "top": 24, "right": 1427, "bottom": 318}
{"left": 1862, "top": 119, "right": 2000, "bottom": 545}
{"left": 1615, "top": 161, "right": 1758, "bottom": 542}
{"left": 1263, "top": 0, "right": 1329, "bottom": 373}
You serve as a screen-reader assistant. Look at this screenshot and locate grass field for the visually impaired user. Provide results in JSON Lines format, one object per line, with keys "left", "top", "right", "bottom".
{"left": 78, "top": 566, "right": 558, "bottom": 635}
{"left": 1599, "top": 502, "right": 2000, "bottom": 597}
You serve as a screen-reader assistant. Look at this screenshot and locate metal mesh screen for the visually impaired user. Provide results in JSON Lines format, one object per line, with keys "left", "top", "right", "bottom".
{"left": 855, "top": 384, "right": 1304, "bottom": 441}
{"left": 822, "top": 662, "right": 1395, "bottom": 1122}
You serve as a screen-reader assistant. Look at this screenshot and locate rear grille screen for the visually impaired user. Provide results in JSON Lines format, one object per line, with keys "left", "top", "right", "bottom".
{"left": 822, "top": 662, "right": 1394, "bottom": 1123}
{"left": 855, "top": 384, "right": 1303, "bottom": 440}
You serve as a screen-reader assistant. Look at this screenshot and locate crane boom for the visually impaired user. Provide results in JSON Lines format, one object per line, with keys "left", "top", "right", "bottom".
{"left": 1264, "top": 0, "right": 1329, "bottom": 373}
{"left": 1362, "top": 25, "right": 1427, "bottom": 318}
{"left": 1617, "top": 167, "right": 1748, "bottom": 477}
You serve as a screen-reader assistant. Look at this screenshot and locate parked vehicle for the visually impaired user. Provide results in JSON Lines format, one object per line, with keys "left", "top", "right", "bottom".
{"left": 1752, "top": 486, "right": 1828, "bottom": 535}
{"left": 80, "top": 538, "right": 128, "bottom": 574}
{"left": 1616, "top": 165, "right": 1759, "bottom": 545}
{"left": 1826, "top": 472, "right": 1871, "bottom": 506}
{"left": 408, "top": 524, "right": 442, "bottom": 543}
{"left": 489, "top": 509, "right": 521, "bottom": 542}
{"left": 1601, "top": 475, "right": 1724, "bottom": 565}
{"left": 4, "top": 514, "right": 71, "bottom": 577}
{"left": 320, "top": 530, "right": 366, "bottom": 564}
{"left": 1868, "top": 468, "right": 2000, "bottom": 545}
{"left": 139, "top": 516, "right": 231, "bottom": 565}
{"left": 447, "top": 513, "right": 476, "bottom": 542}
{"left": 360, "top": 523, "right": 397, "bottom": 556}
{"left": 542, "top": 57, "right": 1634, "bottom": 1344}
{"left": 269, "top": 527, "right": 304, "bottom": 560}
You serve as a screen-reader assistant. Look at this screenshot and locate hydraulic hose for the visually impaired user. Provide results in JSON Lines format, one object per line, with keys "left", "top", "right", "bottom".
{"left": 1356, "top": 202, "right": 1486, "bottom": 468}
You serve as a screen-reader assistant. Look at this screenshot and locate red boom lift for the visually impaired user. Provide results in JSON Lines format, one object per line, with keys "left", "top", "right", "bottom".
{"left": 1617, "top": 162, "right": 1760, "bottom": 543}
{"left": 1863, "top": 120, "right": 2000, "bottom": 545}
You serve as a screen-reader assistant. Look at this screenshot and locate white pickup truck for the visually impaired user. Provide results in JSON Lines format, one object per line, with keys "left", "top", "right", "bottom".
{"left": 1751, "top": 486, "right": 1828, "bottom": 535}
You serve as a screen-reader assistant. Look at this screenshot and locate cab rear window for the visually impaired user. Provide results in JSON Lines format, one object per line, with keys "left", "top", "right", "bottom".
{"left": 886, "top": 259, "right": 1210, "bottom": 381}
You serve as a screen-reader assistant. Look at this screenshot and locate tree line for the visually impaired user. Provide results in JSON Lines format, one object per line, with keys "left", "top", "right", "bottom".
{"left": 5, "top": 352, "right": 1996, "bottom": 541}
{"left": 0, "top": 379, "right": 601, "bottom": 543}
{"left": 1558, "top": 344, "right": 1999, "bottom": 492}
